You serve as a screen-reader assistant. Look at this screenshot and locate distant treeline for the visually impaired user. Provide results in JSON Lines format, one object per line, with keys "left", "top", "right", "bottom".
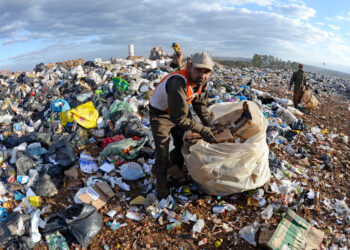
{"left": 216, "top": 54, "right": 300, "bottom": 70}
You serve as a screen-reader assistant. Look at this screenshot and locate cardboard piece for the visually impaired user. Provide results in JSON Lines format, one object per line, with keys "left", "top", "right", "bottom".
{"left": 214, "top": 102, "right": 260, "bottom": 140}
{"left": 78, "top": 181, "right": 114, "bottom": 209}
{"left": 267, "top": 209, "right": 324, "bottom": 250}
{"left": 258, "top": 227, "right": 275, "bottom": 246}
{"left": 215, "top": 128, "right": 234, "bottom": 143}
{"left": 64, "top": 167, "right": 79, "bottom": 180}
{"left": 232, "top": 121, "right": 260, "bottom": 140}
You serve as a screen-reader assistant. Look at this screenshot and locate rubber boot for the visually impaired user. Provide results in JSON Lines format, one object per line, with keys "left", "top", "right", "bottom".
{"left": 156, "top": 177, "right": 169, "bottom": 200}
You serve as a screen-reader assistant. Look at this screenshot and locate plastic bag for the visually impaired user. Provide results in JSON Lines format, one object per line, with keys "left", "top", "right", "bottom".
{"left": 290, "top": 120, "right": 306, "bottom": 131}
{"left": 192, "top": 219, "right": 205, "bottom": 234}
{"left": 0, "top": 212, "right": 32, "bottom": 249}
{"left": 120, "top": 162, "right": 145, "bottom": 180}
{"left": 277, "top": 107, "right": 298, "bottom": 125}
{"left": 42, "top": 203, "right": 102, "bottom": 248}
{"left": 46, "top": 139, "right": 76, "bottom": 168}
{"left": 239, "top": 221, "right": 259, "bottom": 246}
{"left": 183, "top": 101, "right": 270, "bottom": 195}
{"left": 50, "top": 99, "right": 70, "bottom": 112}
{"left": 101, "top": 137, "right": 148, "bottom": 160}
{"left": 30, "top": 173, "right": 61, "bottom": 197}
{"left": 20, "top": 132, "right": 52, "bottom": 148}
{"left": 45, "top": 231, "right": 69, "bottom": 250}
{"left": 109, "top": 101, "right": 136, "bottom": 118}
{"left": 302, "top": 90, "right": 319, "bottom": 110}
{"left": 16, "top": 156, "right": 35, "bottom": 176}
{"left": 261, "top": 204, "right": 273, "bottom": 220}
{"left": 112, "top": 77, "right": 130, "bottom": 93}
{"left": 61, "top": 101, "right": 99, "bottom": 128}
{"left": 37, "top": 163, "right": 66, "bottom": 177}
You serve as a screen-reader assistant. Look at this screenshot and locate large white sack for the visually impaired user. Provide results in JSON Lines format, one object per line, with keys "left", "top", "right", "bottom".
{"left": 183, "top": 101, "right": 270, "bottom": 195}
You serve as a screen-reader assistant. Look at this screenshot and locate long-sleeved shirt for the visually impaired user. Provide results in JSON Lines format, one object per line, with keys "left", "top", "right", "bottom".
{"left": 289, "top": 70, "right": 307, "bottom": 91}
{"left": 162, "top": 75, "right": 211, "bottom": 133}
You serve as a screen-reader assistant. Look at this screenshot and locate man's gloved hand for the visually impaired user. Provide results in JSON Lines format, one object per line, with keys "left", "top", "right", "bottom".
{"left": 200, "top": 126, "right": 217, "bottom": 143}
{"left": 205, "top": 112, "right": 215, "bottom": 127}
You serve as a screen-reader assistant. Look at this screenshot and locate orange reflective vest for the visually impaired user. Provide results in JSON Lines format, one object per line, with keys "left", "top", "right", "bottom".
{"left": 150, "top": 68, "right": 203, "bottom": 112}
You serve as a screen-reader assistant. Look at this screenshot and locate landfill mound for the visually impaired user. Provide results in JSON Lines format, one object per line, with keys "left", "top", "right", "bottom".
{"left": 0, "top": 55, "right": 349, "bottom": 249}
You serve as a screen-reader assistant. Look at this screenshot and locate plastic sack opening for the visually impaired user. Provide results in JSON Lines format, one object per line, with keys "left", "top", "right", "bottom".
{"left": 183, "top": 101, "right": 271, "bottom": 195}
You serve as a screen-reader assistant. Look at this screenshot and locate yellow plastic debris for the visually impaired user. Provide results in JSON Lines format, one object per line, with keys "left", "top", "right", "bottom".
{"left": 29, "top": 196, "right": 41, "bottom": 207}
{"left": 214, "top": 238, "right": 223, "bottom": 248}
{"left": 130, "top": 195, "right": 147, "bottom": 206}
{"left": 61, "top": 101, "right": 99, "bottom": 128}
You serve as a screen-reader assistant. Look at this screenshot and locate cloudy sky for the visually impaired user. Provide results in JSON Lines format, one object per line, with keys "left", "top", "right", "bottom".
{"left": 0, "top": 0, "right": 350, "bottom": 72}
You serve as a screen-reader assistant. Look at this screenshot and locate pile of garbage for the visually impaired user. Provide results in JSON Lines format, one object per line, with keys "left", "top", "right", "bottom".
{"left": 0, "top": 52, "right": 349, "bottom": 249}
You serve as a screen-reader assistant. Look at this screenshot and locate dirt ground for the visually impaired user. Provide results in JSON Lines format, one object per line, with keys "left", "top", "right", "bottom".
{"left": 31, "top": 79, "right": 350, "bottom": 250}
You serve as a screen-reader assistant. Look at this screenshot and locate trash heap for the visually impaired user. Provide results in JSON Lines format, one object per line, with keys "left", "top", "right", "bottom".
{"left": 0, "top": 54, "right": 349, "bottom": 249}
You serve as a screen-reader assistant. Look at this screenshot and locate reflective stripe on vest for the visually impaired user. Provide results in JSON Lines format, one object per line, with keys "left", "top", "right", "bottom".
{"left": 150, "top": 68, "right": 203, "bottom": 112}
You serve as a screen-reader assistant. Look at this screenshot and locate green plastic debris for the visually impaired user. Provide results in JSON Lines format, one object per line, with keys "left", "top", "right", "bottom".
{"left": 101, "top": 137, "right": 148, "bottom": 160}
{"left": 109, "top": 101, "right": 135, "bottom": 117}
{"left": 112, "top": 77, "right": 130, "bottom": 93}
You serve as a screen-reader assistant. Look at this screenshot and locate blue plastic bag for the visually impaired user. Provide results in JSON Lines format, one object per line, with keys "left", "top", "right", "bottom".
{"left": 50, "top": 99, "right": 71, "bottom": 112}
{"left": 236, "top": 95, "right": 248, "bottom": 101}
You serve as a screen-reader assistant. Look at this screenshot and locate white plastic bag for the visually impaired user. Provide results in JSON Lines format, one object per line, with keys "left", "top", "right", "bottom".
{"left": 183, "top": 101, "right": 270, "bottom": 195}
{"left": 277, "top": 107, "right": 298, "bottom": 125}
{"left": 239, "top": 221, "right": 259, "bottom": 246}
{"left": 120, "top": 162, "right": 145, "bottom": 180}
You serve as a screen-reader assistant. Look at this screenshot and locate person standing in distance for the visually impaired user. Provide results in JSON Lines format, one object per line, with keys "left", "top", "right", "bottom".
{"left": 169, "top": 42, "right": 183, "bottom": 69}
{"left": 289, "top": 63, "right": 307, "bottom": 108}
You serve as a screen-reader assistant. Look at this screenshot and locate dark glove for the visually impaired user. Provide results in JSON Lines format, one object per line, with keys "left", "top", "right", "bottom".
{"left": 204, "top": 112, "right": 215, "bottom": 127}
{"left": 200, "top": 126, "right": 217, "bottom": 143}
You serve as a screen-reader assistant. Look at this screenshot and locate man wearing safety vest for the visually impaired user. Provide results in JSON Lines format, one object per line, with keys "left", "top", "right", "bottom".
{"left": 149, "top": 52, "right": 216, "bottom": 199}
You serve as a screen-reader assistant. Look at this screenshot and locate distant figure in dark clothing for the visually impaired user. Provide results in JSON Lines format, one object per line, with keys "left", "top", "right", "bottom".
{"left": 289, "top": 64, "right": 307, "bottom": 108}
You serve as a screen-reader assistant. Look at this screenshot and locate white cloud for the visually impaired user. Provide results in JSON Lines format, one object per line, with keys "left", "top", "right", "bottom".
{"left": 328, "top": 24, "right": 340, "bottom": 31}
{"left": 273, "top": 3, "right": 316, "bottom": 20}
{"left": 327, "top": 36, "right": 350, "bottom": 66}
{"left": 227, "top": 0, "right": 273, "bottom": 5}
{"left": 0, "top": 0, "right": 348, "bottom": 72}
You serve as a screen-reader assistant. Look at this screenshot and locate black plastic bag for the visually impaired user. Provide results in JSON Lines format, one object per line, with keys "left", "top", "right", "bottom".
{"left": 30, "top": 173, "right": 61, "bottom": 197}
{"left": 45, "top": 138, "right": 76, "bottom": 168}
{"left": 84, "top": 61, "right": 97, "bottom": 68}
{"left": 37, "top": 163, "right": 65, "bottom": 177}
{"left": 268, "top": 151, "right": 282, "bottom": 173}
{"left": 42, "top": 204, "right": 102, "bottom": 247}
{"left": 34, "top": 63, "right": 45, "bottom": 73}
{"left": 290, "top": 120, "right": 306, "bottom": 131}
{"left": 20, "top": 132, "right": 52, "bottom": 148}
{"left": 4, "top": 237, "right": 32, "bottom": 250}
{"left": 0, "top": 212, "right": 32, "bottom": 249}
{"left": 283, "top": 130, "right": 298, "bottom": 142}
{"left": 123, "top": 115, "right": 149, "bottom": 137}
{"left": 3, "top": 134, "right": 21, "bottom": 148}
{"left": 16, "top": 156, "right": 35, "bottom": 176}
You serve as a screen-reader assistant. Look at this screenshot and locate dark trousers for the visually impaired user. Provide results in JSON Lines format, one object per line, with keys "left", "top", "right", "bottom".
{"left": 149, "top": 106, "right": 185, "bottom": 183}
{"left": 293, "top": 89, "right": 304, "bottom": 108}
